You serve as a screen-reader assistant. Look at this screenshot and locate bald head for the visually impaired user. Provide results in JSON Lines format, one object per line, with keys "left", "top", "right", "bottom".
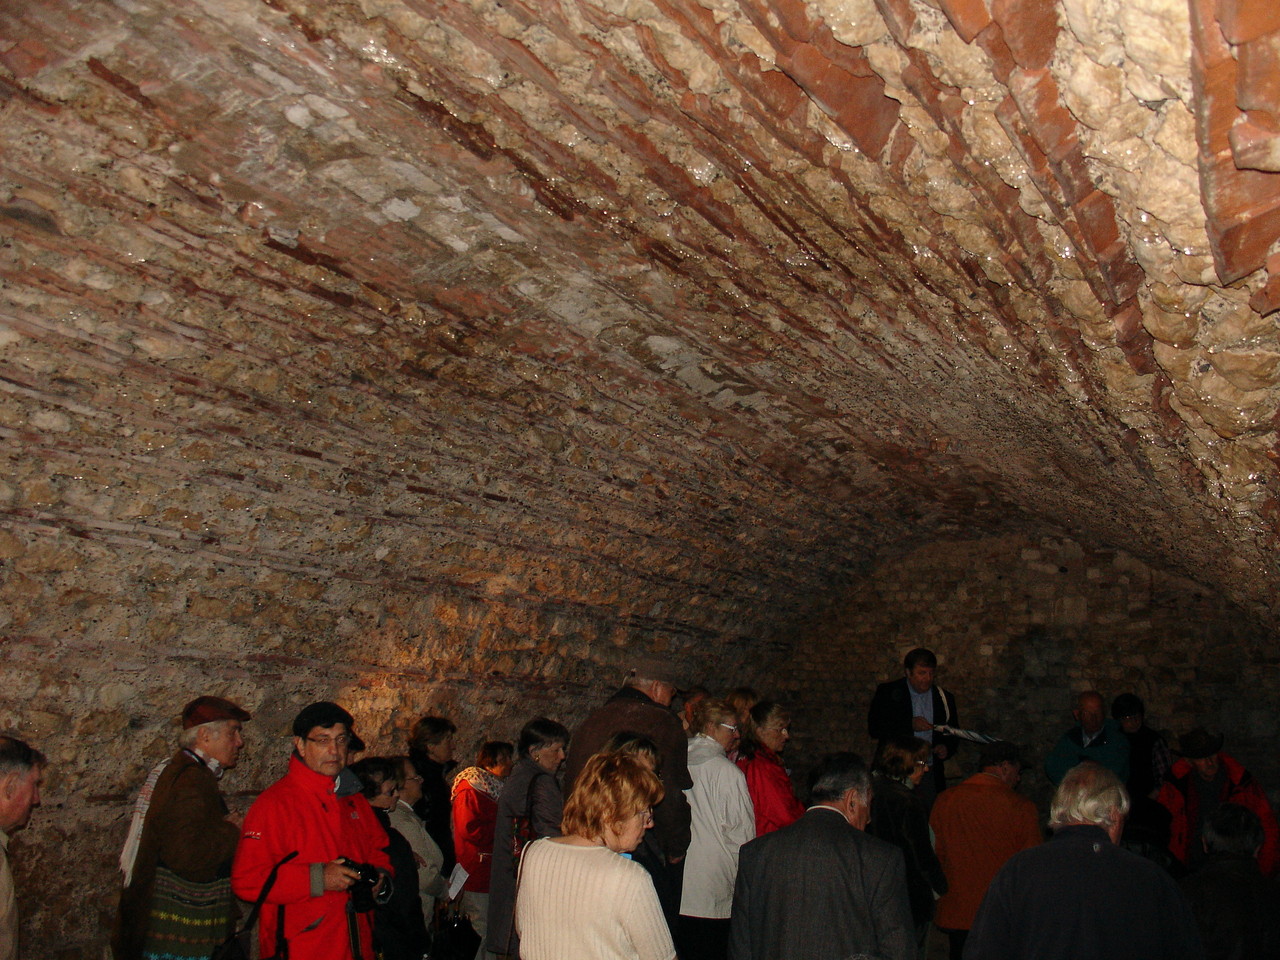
{"left": 1074, "top": 691, "right": 1105, "bottom": 737}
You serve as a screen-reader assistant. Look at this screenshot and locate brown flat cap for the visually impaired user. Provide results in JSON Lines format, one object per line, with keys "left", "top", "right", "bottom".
{"left": 182, "top": 695, "right": 252, "bottom": 729}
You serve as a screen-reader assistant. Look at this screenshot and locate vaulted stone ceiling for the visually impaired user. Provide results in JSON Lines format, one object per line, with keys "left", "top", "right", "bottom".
{"left": 2, "top": 0, "right": 1279, "bottom": 636}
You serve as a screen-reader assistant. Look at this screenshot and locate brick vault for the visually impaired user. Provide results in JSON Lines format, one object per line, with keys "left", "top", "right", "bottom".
{"left": 1, "top": 0, "right": 1279, "bottom": 951}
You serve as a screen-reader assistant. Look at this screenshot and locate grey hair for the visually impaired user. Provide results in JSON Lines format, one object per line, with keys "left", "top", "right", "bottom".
{"left": 1049, "top": 762, "right": 1129, "bottom": 830}
{"left": 810, "top": 752, "right": 872, "bottom": 804}
{"left": 178, "top": 719, "right": 233, "bottom": 750}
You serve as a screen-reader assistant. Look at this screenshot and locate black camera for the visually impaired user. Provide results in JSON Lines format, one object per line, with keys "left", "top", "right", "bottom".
{"left": 338, "top": 857, "right": 380, "bottom": 912}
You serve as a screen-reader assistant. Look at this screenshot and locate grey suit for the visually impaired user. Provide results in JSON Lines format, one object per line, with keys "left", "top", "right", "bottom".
{"left": 729, "top": 806, "right": 914, "bottom": 960}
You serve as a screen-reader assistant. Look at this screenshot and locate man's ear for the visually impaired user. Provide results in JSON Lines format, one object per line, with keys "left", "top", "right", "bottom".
{"left": 0, "top": 771, "right": 16, "bottom": 801}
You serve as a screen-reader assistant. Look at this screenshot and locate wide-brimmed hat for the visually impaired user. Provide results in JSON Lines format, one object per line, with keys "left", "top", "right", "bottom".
{"left": 628, "top": 658, "right": 682, "bottom": 688}
{"left": 181, "top": 695, "right": 251, "bottom": 729}
{"left": 1176, "top": 727, "right": 1224, "bottom": 759}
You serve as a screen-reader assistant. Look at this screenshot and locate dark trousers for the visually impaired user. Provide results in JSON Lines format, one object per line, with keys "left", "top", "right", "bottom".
{"left": 938, "top": 926, "right": 968, "bottom": 960}
{"left": 631, "top": 840, "right": 685, "bottom": 936}
{"left": 677, "top": 915, "right": 730, "bottom": 960}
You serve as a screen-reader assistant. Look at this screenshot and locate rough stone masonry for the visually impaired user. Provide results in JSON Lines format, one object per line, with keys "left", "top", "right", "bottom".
{"left": 1, "top": 0, "right": 1278, "bottom": 952}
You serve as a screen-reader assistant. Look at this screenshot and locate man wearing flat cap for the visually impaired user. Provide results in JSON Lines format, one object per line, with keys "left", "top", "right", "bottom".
{"left": 232, "top": 701, "right": 392, "bottom": 960}
{"left": 564, "top": 659, "right": 693, "bottom": 931}
{"left": 113, "top": 695, "right": 251, "bottom": 960}
{"left": 1158, "top": 727, "right": 1279, "bottom": 877}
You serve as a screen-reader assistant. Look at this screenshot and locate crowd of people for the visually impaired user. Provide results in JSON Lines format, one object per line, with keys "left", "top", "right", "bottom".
{"left": 0, "top": 646, "right": 1278, "bottom": 959}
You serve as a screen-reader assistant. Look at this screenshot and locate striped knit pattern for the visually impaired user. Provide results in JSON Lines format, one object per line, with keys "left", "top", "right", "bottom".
{"left": 140, "top": 867, "right": 234, "bottom": 960}
{"left": 515, "top": 839, "right": 675, "bottom": 960}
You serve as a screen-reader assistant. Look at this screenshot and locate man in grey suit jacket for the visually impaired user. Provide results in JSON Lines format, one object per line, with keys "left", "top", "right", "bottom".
{"left": 729, "top": 752, "right": 914, "bottom": 960}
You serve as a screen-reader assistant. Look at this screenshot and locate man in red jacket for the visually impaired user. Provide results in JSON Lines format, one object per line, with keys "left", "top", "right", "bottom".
{"left": 232, "top": 702, "right": 392, "bottom": 960}
{"left": 1158, "top": 728, "right": 1279, "bottom": 878}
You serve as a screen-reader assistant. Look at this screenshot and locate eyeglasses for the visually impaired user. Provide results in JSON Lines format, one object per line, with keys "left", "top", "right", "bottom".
{"left": 914, "top": 760, "right": 929, "bottom": 768}
{"left": 306, "top": 735, "right": 350, "bottom": 748}
{"left": 405, "top": 774, "right": 424, "bottom": 783}
{"left": 636, "top": 808, "right": 654, "bottom": 825}
{"left": 718, "top": 723, "right": 739, "bottom": 733}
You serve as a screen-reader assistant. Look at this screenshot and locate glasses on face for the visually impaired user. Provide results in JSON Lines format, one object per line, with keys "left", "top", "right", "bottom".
{"left": 306, "top": 735, "right": 350, "bottom": 748}
{"left": 405, "top": 774, "right": 424, "bottom": 783}
{"left": 636, "top": 808, "right": 654, "bottom": 826}
{"left": 914, "top": 760, "right": 929, "bottom": 768}
{"left": 718, "top": 723, "right": 739, "bottom": 733}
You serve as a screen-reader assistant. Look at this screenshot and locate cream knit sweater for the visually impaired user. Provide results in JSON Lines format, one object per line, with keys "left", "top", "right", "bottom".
{"left": 515, "top": 838, "right": 675, "bottom": 960}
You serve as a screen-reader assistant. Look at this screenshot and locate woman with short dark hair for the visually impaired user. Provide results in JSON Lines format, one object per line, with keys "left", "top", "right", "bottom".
{"left": 453, "top": 740, "right": 514, "bottom": 954}
{"left": 516, "top": 753, "right": 674, "bottom": 960}
{"left": 409, "top": 715, "right": 458, "bottom": 872}
{"left": 486, "top": 717, "right": 570, "bottom": 958}
{"left": 350, "top": 757, "right": 429, "bottom": 960}
{"left": 869, "top": 735, "right": 947, "bottom": 957}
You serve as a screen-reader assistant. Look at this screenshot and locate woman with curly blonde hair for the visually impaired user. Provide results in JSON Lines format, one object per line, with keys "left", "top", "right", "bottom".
{"left": 515, "top": 753, "right": 674, "bottom": 960}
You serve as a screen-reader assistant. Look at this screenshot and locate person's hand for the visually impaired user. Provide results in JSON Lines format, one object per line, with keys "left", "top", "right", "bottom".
{"left": 912, "top": 716, "right": 932, "bottom": 732}
{"left": 933, "top": 743, "right": 950, "bottom": 760}
{"left": 323, "top": 859, "right": 359, "bottom": 892}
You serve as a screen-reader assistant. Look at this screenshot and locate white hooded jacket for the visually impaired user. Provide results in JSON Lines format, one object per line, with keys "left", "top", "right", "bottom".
{"left": 679, "top": 733, "right": 756, "bottom": 918}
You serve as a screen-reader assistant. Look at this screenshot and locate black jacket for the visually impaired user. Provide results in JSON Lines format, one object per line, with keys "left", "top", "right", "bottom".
{"left": 867, "top": 678, "right": 959, "bottom": 793}
{"left": 409, "top": 752, "right": 457, "bottom": 873}
{"left": 869, "top": 776, "right": 947, "bottom": 925}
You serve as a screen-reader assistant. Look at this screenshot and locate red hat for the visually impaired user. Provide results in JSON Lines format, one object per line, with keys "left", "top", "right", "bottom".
{"left": 182, "top": 696, "right": 251, "bottom": 729}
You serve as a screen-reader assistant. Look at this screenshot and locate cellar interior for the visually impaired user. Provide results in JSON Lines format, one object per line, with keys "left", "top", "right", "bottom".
{"left": 1, "top": 0, "right": 1279, "bottom": 951}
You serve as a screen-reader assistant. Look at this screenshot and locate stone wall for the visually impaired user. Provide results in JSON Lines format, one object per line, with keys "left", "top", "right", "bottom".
{"left": 0, "top": 523, "right": 789, "bottom": 955}
{"left": 779, "top": 533, "right": 1278, "bottom": 811}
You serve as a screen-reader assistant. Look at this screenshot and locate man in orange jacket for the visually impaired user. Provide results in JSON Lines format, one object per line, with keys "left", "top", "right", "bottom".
{"left": 929, "top": 741, "right": 1040, "bottom": 960}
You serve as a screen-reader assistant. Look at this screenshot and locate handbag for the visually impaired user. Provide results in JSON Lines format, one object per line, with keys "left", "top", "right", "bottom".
{"left": 210, "top": 850, "right": 298, "bottom": 960}
{"left": 429, "top": 900, "right": 482, "bottom": 960}
{"left": 142, "top": 867, "right": 235, "bottom": 959}
{"left": 508, "top": 771, "right": 547, "bottom": 864}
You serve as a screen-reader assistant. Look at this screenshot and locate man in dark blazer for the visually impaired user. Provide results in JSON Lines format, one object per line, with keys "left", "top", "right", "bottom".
{"left": 868, "top": 647, "right": 959, "bottom": 808}
{"left": 729, "top": 752, "right": 914, "bottom": 960}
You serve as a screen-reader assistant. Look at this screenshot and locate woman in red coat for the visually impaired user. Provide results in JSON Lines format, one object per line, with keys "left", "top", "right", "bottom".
{"left": 452, "top": 741, "right": 514, "bottom": 952}
{"left": 736, "top": 701, "right": 804, "bottom": 836}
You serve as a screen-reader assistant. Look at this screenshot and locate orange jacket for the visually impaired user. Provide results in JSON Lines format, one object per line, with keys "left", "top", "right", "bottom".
{"left": 930, "top": 772, "right": 1041, "bottom": 930}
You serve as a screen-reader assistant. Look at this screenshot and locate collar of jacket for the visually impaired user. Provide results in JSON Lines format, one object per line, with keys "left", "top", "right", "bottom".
{"left": 608, "top": 684, "right": 660, "bottom": 707}
{"left": 1068, "top": 721, "right": 1116, "bottom": 748}
{"left": 286, "top": 752, "right": 343, "bottom": 796}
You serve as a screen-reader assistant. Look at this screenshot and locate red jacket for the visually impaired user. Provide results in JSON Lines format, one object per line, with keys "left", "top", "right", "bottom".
{"left": 232, "top": 755, "right": 393, "bottom": 960}
{"left": 451, "top": 777, "right": 498, "bottom": 892}
{"left": 737, "top": 748, "right": 804, "bottom": 836}
{"left": 1158, "top": 752, "right": 1279, "bottom": 877}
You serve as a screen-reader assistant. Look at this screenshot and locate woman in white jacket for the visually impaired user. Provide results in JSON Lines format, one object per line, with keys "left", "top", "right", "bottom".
{"left": 678, "top": 697, "right": 756, "bottom": 960}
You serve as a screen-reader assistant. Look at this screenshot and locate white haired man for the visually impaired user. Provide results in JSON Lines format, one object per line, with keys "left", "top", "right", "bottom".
{"left": 0, "top": 735, "right": 45, "bottom": 960}
{"left": 966, "top": 762, "right": 1203, "bottom": 960}
{"left": 113, "top": 695, "right": 250, "bottom": 960}
{"left": 564, "top": 660, "right": 693, "bottom": 931}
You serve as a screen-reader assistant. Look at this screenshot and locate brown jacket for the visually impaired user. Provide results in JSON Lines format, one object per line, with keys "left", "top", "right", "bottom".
{"left": 564, "top": 685, "right": 692, "bottom": 858}
{"left": 113, "top": 750, "right": 240, "bottom": 960}
{"left": 930, "top": 771, "right": 1041, "bottom": 930}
